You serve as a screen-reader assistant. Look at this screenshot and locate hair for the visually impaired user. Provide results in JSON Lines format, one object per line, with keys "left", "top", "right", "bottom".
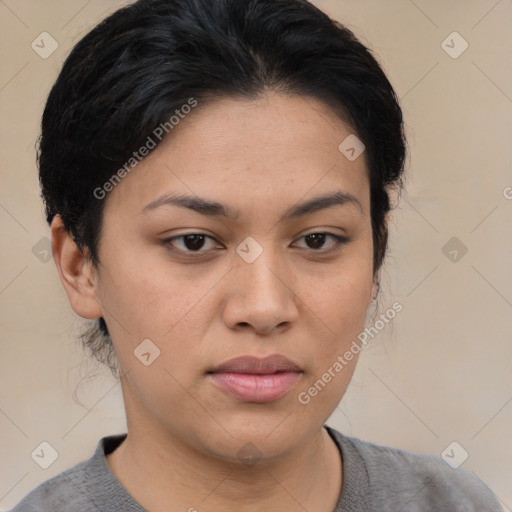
{"left": 38, "top": 0, "right": 407, "bottom": 375}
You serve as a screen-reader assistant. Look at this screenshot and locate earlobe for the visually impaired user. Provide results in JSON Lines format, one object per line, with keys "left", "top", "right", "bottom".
{"left": 50, "top": 214, "right": 103, "bottom": 320}
{"left": 370, "top": 278, "right": 380, "bottom": 304}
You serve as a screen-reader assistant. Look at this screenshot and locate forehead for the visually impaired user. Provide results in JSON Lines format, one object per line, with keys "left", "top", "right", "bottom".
{"left": 103, "top": 92, "right": 370, "bottom": 219}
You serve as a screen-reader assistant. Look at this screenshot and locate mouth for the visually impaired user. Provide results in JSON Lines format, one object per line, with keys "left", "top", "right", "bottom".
{"left": 207, "top": 354, "right": 303, "bottom": 403}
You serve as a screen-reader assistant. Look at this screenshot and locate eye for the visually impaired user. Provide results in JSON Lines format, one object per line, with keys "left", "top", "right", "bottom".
{"left": 162, "top": 231, "right": 348, "bottom": 257}
{"left": 293, "top": 232, "right": 348, "bottom": 252}
{"left": 163, "top": 233, "right": 219, "bottom": 254}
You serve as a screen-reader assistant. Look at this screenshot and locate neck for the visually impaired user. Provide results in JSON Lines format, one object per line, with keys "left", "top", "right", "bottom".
{"left": 107, "top": 419, "right": 342, "bottom": 512}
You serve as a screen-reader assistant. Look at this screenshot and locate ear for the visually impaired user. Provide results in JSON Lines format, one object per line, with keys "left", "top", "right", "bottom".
{"left": 50, "top": 214, "right": 103, "bottom": 320}
{"left": 369, "top": 276, "right": 379, "bottom": 305}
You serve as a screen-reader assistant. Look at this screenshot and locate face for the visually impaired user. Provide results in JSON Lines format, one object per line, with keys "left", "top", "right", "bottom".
{"left": 79, "top": 92, "right": 375, "bottom": 463}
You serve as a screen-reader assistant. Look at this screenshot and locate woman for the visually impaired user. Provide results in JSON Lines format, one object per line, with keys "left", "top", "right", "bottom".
{"left": 10, "top": 0, "right": 502, "bottom": 510}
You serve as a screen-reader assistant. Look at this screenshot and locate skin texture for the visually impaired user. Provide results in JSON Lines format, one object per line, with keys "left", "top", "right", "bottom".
{"left": 51, "top": 92, "right": 377, "bottom": 512}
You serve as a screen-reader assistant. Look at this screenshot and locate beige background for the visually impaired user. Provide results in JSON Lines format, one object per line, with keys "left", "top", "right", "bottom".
{"left": 1, "top": 0, "right": 511, "bottom": 509}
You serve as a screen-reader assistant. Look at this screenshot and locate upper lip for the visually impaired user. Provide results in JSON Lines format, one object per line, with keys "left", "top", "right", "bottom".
{"left": 208, "top": 354, "right": 302, "bottom": 375}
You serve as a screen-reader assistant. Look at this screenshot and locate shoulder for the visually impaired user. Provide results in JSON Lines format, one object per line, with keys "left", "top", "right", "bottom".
{"left": 327, "top": 427, "right": 503, "bottom": 512}
{"left": 8, "top": 459, "right": 93, "bottom": 512}
{"left": 7, "top": 435, "right": 128, "bottom": 512}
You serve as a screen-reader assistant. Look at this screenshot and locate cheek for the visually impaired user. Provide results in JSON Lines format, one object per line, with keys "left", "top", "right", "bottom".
{"left": 308, "top": 246, "right": 373, "bottom": 338}
{"left": 295, "top": 268, "right": 372, "bottom": 419}
{"left": 97, "top": 258, "right": 208, "bottom": 422}
{"left": 96, "top": 244, "right": 187, "bottom": 333}
{"left": 95, "top": 247, "right": 218, "bottom": 378}
{"left": 297, "top": 240, "right": 373, "bottom": 403}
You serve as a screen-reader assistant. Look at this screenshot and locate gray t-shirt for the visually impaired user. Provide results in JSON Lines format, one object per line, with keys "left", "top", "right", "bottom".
{"left": 9, "top": 426, "right": 502, "bottom": 511}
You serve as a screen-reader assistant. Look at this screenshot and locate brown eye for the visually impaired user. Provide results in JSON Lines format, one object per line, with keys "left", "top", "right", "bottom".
{"left": 304, "top": 233, "right": 328, "bottom": 249}
{"left": 295, "top": 232, "right": 348, "bottom": 251}
{"left": 181, "top": 234, "right": 207, "bottom": 251}
{"left": 163, "top": 233, "right": 218, "bottom": 253}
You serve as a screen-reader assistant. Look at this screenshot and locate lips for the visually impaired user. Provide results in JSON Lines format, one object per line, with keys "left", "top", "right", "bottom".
{"left": 209, "top": 354, "right": 302, "bottom": 374}
{"left": 207, "top": 354, "right": 303, "bottom": 403}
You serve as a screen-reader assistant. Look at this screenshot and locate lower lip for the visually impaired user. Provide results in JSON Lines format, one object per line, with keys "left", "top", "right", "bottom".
{"left": 209, "top": 372, "right": 302, "bottom": 402}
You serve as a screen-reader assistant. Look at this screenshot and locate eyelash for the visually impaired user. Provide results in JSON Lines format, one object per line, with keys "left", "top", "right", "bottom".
{"left": 162, "top": 232, "right": 349, "bottom": 257}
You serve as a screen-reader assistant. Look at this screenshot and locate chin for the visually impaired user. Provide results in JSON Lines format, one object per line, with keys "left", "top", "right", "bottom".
{"left": 190, "top": 413, "right": 311, "bottom": 465}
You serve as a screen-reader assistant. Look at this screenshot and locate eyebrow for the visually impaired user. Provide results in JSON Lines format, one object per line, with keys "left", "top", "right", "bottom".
{"left": 142, "top": 190, "right": 363, "bottom": 221}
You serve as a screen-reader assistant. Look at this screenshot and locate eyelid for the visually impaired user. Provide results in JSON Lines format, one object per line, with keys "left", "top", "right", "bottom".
{"left": 292, "top": 232, "right": 348, "bottom": 251}
{"left": 162, "top": 233, "right": 220, "bottom": 253}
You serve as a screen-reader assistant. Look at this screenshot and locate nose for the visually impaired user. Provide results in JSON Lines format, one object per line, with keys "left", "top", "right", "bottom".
{"left": 222, "top": 244, "right": 299, "bottom": 335}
